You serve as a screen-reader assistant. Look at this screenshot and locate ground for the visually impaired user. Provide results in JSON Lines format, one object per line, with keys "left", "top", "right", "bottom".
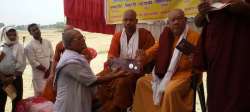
{"left": 5, "top": 29, "right": 206, "bottom": 112}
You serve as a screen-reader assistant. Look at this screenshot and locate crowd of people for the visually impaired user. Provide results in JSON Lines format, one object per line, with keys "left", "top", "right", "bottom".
{"left": 0, "top": 0, "right": 249, "bottom": 112}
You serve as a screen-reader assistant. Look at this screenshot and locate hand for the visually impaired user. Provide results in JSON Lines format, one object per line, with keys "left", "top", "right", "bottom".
{"left": 2, "top": 76, "right": 15, "bottom": 86}
{"left": 135, "top": 49, "right": 147, "bottom": 66}
{"left": 198, "top": 2, "right": 213, "bottom": 15}
{"left": 111, "top": 68, "right": 130, "bottom": 78}
{"left": 0, "top": 52, "right": 5, "bottom": 62}
{"left": 44, "top": 69, "right": 50, "bottom": 79}
{"left": 36, "top": 64, "right": 47, "bottom": 72}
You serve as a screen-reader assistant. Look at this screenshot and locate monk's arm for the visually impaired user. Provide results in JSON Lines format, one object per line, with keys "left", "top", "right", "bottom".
{"left": 108, "top": 33, "right": 120, "bottom": 58}
{"left": 91, "top": 70, "right": 128, "bottom": 86}
{"left": 144, "top": 42, "right": 159, "bottom": 64}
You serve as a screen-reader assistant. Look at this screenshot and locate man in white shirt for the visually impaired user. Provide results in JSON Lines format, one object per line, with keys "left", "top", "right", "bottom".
{"left": 25, "top": 23, "right": 54, "bottom": 96}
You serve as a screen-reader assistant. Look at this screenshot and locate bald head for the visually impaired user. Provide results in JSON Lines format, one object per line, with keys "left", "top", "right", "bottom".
{"left": 168, "top": 9, "right": 185, "bottom": 19}
{"left": 167, "top": 9, "right": 187, "bottom": 36}
{"left": 63, "top": 29, "right": 81, "bottom": 48}
{"left": 123, "top": 9, "right": 137, "bottom": 19}
{"left": 63, "top": 29, "right": 87, "bottom": 53}
{"left": 123, "top": 9, "right": 138, "bottom": 35}
{"left": 64, "top": 25, "right": 74, "bottom": 32}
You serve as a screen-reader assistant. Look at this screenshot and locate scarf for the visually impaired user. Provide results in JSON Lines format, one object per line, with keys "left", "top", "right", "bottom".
{"left": 120, "top": 28, "right": 139, "bottom": 59}
{"left": 0, "top": 26, "right": 19, "bottom": 45}
{"left": 53, "top": 49, "right": 88, "bottom": 87}
{"left": 152, "top": 25, "right": 189, "bottom": 105}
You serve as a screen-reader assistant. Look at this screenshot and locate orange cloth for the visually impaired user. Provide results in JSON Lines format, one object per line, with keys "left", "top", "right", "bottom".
{"left": 53, "top": 41, "right": 65, "bottom": 65}
{"left": 42, "top": 41, "right": 64, "bottom": 102}
{"left": 96, "top": 28, "right": 155, "bottom": 112}
{"left": 132, "top": 28, "right": 200, "bottom": 112}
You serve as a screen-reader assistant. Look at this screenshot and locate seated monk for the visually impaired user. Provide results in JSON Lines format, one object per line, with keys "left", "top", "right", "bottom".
{"left": 96, "top": 9, "right": 155, "bottom": 112}
{"left": 132, "top": 9, "right": 200, "bottom": 112}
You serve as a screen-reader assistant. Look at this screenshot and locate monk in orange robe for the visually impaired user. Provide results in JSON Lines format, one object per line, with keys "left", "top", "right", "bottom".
{"left": 132, "top": 9, "right": 200, "bottom": 112}
{"left": 96, "top": 9, "right": 155, "bottom": 112}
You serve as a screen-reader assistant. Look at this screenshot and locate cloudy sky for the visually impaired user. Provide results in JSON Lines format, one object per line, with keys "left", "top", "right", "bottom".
{"left": 0, "top": 0, "right": 64, "bottom": 25}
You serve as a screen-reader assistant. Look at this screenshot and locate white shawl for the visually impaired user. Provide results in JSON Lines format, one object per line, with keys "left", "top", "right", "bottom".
{"left": 152, "top": 25, "right": 189, "bottom": 105}
{"left": 53, "top": 49, "right": 88, "bottom": 87}
{"left": 0, "top": 26, "right": 19, "bottom": 45}
{"left": 120, "top": 28, "right": 139, "bottom": 59}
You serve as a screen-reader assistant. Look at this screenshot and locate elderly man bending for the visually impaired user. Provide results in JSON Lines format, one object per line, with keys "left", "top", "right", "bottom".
{"left": 53, "top": 29, "right": 128, "bottom": 112}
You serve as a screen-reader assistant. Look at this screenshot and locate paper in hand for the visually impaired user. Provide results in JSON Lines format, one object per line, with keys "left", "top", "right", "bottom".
{"left": 209, "top": 2, "right": 230, "bottom": 11}
{"left": 109, "top": 58, "right": 142, "bottom": 74}
{"left": 176, "top": 39, "right": 195, "bottom": 55}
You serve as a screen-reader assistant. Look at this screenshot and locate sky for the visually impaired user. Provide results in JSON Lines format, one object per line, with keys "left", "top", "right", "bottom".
{"left": 0, "top": 0, "right": 64, "bottom": 25}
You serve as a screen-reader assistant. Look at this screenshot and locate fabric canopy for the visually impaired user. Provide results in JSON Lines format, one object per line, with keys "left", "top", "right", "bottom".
{"left": 64, "top": 0, "right": 115, "bottom": 34}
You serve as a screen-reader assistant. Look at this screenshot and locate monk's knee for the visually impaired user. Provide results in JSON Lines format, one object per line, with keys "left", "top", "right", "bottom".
{"left": 137, "top": 77, "right": 146, "bottom": 87}
{"left": 164, "top": 86, "right": 179, "bottom": 98}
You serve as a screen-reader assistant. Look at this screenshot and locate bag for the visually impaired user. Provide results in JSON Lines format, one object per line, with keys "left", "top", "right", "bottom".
{"left": 108, "top": 58, "right": 142, "bottom": 74}
{"left": 15, "top": 96, "right": 54, "bottom": 112}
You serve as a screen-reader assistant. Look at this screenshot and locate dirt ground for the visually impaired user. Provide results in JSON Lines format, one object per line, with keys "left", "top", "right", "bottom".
{"left": 5, "top": 29, "right": 206, "bottom": 112}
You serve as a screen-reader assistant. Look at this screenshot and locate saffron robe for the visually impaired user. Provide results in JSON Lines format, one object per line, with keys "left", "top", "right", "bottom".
{"left": 132, "top": 27, "right": 200, "bottom": 112}
{"left": 96, "top": 28, "right": 155, "bottom": 112}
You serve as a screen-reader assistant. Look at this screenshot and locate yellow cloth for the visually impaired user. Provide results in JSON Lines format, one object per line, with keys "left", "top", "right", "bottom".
{"left": 132, "top": 29, "right": 200, "bottom": 112}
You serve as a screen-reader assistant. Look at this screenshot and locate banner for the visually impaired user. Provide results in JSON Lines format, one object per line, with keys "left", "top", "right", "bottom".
{"left": 106, "top": 0, "right": 201, "bottom": 24}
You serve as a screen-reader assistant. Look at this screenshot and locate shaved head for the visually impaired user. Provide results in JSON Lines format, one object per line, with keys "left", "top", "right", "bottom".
{"left": 123, "top": 9, "right": 138, "bottom": 36}
{"left": 167, "top": 9, "right": 187, "bottom": 36}
{"left": 123, "top": 9, "right": 137, "bottom": 19}
{"left": 63, "top": 29, "right": 87, "bottom": 53}
{"left": 63, "top": 29, "right": 79, "bottom": 48}
{"left": 167, "top": 9, "right": 185, "bottom": 18}
{"left": 64, "top": 25, "right": 74, "bottom": 32}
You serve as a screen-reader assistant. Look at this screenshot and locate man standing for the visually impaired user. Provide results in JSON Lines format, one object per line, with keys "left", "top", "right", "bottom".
{"left": 25, "top": 23, "right": 54, "bottom": 96}
{"left": 132, "top": 9, "right": 200, "bottom": 112}
{"left": 53, "top": 29, "right": 128, "bottom": 112}
{"left": 193, "top": 1, "right": 250, "bottom": 111}
{"left": 96, "top": 9, "right": 155, "bottom": 112}
{"left": 0, "top": 26, "right": 26, "bottom": 112}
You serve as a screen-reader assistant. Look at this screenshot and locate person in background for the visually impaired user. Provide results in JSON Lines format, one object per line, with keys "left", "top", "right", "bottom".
{"left": 25, "top": 23, "right": 53, "bottom": 96}
{"left": 193, "top": 0, "right": 250, "bottom": 111}
{"left": 0, "top": 26, "right": 26, "bottom": 112}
